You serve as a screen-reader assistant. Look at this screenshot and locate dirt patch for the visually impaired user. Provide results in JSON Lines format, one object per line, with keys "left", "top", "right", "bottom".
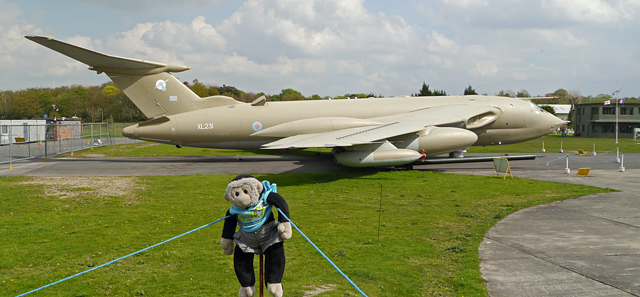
{"left": 303, "top": 284, "right": 336, "bottom": 296}
{"left": 20, "top": 176, "right": 142, "bottom": 199}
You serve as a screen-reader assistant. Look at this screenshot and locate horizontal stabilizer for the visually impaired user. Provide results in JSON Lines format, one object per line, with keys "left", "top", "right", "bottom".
{"left": 25, "top": 36, "right": 190, "bottom": 75}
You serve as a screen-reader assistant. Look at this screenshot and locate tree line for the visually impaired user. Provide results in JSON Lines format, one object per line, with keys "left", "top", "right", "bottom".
{"left": 1, "top": 79, "right": 636, "bottom": 122}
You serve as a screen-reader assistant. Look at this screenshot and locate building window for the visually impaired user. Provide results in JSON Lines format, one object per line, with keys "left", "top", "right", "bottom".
{"left": 603, "top": 107, "right": 616, "bottom": 115}
{"left": 582, "top": 125, "right": 585, "bottom": 132}
{"left": 1, "top": 125, "right": 7, "bottom": 134}
{"left": 621, "top": 126, "right": 633, "bottom": 133}
{"left": 591, "top": 107, "right": 599, "bottom": 115}
{"left": 592, "top": 125, "right": 597, "bottom": 133}
{"left": 601, "top": 125, "right": 615, "bottom": 133}
{"left": 621, "top": 107, "right": 634, "bottom": 115}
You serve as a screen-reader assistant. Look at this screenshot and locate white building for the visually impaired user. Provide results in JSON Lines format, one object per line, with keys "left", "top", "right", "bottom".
{"left": 540, "top": 104, "right": 571, "bottom": 121}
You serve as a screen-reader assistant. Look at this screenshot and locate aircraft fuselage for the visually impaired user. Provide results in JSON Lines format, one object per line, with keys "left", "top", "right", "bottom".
{"left": 123, "top": 95, "right": 565, "bottom": 150}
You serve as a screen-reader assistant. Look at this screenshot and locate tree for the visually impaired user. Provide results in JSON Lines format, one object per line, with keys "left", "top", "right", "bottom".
{"left": 416, "top": 82, "right": 432, "bottom": 96}
{"left": 0, "top": 91, "right": 11, "bottom": 119}
{"left": 13, "top": 89, "right": 43, "bottom": 119}
{"left": 464, "top": 85, "right": 477, "bottom": 95}
{"left": 539, "top": 105, "right": 557, "bottom": 117}
{"left": 497, "top": 90, "right": 516, "bottom": 97}
{"left": 217, "top": 84, "right": 243, "bottom": 99}
{"left": 566, "top": 89, "right": 582, "bottom": 129}
{"left": 239, "top": 92, "right": 260, "bottom": 103}
{"left": 189, "top": 79, "right": 210, "bottom": 97}
{"left": 86, "top": 86, "right": 105, "bottom": 122}
{"left": 553, "top": 88, "right": 569, "bottom": 101}
{"left": 516, "top": 89, "right": 530, "bottom": 98}
{"left": 279, "top": 88, "right": 305, "bottom": 101}
{"left": 415, "top": 82, "right": 447, "bottom": 96}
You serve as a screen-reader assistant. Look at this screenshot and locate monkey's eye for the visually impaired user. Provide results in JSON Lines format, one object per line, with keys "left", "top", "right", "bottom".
{"left": 235, "top": 192, "right": 240, "bottom": 197}
{"left": 243, "top": 189, "right": 248, "bottom": 194}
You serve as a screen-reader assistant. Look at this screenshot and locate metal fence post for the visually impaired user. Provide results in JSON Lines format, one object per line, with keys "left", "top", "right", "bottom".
{"left": 28, "top": 125, "right": 31, "bottom": 158}
{"left": 9, "top": 121, "right": 12, "bottom": 169}
{"left": 45, "top": 123, "right": 48, "bottom": 161}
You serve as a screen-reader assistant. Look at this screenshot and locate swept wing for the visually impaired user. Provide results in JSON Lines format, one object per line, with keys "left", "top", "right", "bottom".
{"left": 261, "top": 104, "right": 501, "bottom": 149}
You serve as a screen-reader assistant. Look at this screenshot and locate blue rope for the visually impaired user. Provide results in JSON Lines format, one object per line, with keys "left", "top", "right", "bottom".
{"left": 19, "top": 210, "right": 370, "bottom": 297}
{"left": 16, "top": 215, "right": 230, "bottom": 297}
{"left": 277, "top": 208, "right": 368, "bottom": 297}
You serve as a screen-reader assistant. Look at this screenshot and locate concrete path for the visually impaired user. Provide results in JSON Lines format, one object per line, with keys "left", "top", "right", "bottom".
{"left": 478, "top": 169, "right": 640, "bottom": 296}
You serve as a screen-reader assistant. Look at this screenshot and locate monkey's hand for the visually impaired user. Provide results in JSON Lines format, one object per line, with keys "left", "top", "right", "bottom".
{"left": 278, "top": 222, "right": 292, "bottom": 240}
{"left": 221, "top": 238, "right": 234, "bottom": 255}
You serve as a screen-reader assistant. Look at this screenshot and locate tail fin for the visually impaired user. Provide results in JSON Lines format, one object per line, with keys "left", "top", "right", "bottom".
{"left": 107, "top": 72, "right": 201, "bottom": 118}
{"left": 26, "top": 35, "right": 232, "bottom": 118}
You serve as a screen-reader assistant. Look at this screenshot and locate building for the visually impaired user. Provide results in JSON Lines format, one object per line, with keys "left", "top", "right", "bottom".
{"left": 574, "top": 102, "right": 640, "bottom": 138}
{"left": 539, "top": 104, "right": 571, "bottom": 121}
{"left": 0, "top": 118, "right": 82, "bottom": 145}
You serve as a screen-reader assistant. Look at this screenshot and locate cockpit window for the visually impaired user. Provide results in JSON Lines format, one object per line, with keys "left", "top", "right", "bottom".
{"left": 529, "top": 102, "right": 542, "bottom": 114}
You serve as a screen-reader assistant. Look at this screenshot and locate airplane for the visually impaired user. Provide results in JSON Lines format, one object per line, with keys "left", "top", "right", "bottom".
{"left": 26, "top": 36, "right": 566, "bottom": 168}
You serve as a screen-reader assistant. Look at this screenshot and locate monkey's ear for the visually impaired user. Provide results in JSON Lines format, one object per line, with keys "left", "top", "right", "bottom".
{"left": 256, "top": 181, "right": 263, "bottom": 192}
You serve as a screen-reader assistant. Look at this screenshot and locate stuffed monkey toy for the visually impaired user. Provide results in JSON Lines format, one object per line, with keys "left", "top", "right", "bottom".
{"left": 221, "top": 175, "right": 292, "bottom": 297}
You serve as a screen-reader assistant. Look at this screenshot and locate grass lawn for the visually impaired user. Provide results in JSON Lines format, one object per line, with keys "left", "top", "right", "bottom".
{"left": 69, "top": 134, "right": 640, "bottom": 159}
{"left": 1, "top": 172, "right": 611, "bottom": 296}
{"left": 74, "top": 142, "right": 330, "bottom": 158}
{"left": 467, "top": 134, "right": 640, "bottom": 154}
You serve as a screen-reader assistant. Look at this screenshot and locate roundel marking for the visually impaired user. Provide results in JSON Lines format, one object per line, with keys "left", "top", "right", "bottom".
{"left": 252, "top": 121, "right": 263, "bottom": 132}
{"left": 155, "top": 79, "right": 169, "bottom": 91}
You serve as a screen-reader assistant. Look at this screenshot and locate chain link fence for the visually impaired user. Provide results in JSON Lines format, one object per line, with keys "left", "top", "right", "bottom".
{"left": 0, "top": 122, "right": 141, "bottom": 165}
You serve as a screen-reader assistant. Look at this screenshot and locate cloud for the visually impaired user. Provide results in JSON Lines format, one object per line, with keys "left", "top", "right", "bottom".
{"left": 3, "top": 0, "right": 640, "bottom": 97}
{"left": 218, "top": 0, "right": 418, "bottom": 59}
{"left": 441, "top": 0, "right": 488, "bottom": 8}
{"left": 529, "top": 29, "right": 587, "bottom": 47}
{"left": 541, "top": 0, "right": 638, "bottom": 23}
{"left": 58, "top": 0, "right": 220, "bottom": 14}
{"left": 426, "top": 31, "right": 459, "bottom": 55}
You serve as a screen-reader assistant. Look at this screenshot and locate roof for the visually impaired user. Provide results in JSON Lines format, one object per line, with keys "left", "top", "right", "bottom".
{"left": 539, "top": 104, "right": 571, "bottom": 114}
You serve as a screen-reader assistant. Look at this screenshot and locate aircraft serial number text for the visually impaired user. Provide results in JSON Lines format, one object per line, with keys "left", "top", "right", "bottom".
{"left": 197, "top": 123, "right": 214, "bottom": 130}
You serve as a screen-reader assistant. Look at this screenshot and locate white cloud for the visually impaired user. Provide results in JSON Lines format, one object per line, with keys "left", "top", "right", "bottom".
{"left": 441, "top": 0, "right": 488, "bottom": 8}
{"left": 62, "top": 0, "right": 220, "bottom": 13}
{"left": 541, "top": 0, "right": 635, "bottom": 23}
{"left": 473, "top": 61, "right": 498, "bottom": 76}
{"left": 218, "top": 0, "right": 418, "bottom": 58}
{"left": 529, "top": 29, "right": 587, "bottom": 47}
{"left": 426, "top": 31, "right": 459, "bottom": 55}
{"left": 2, "top": 0, "right": 640, "bottom": 97}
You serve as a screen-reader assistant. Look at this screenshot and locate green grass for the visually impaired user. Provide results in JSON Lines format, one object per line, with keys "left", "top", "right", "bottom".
{"left": 73, "top": 142, "right": 330, "bottom": 157}
{"left": 1, "top": 172, "right": 611, "bottom": 296}
{"left": 71, "top": 134, "right": 640, "bottom": 159}
{"left": 468, "top": 134, "right": 640, "bottom": 154}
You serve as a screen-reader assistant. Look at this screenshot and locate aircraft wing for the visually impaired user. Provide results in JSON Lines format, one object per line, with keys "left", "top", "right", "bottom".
{"left": 262, "top": 104, "right": 501, "bottom": 149}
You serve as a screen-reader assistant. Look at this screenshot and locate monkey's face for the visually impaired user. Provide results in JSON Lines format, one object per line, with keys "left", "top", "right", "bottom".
{"left": 228, "top": 184, "right": 254, "bottom": 209}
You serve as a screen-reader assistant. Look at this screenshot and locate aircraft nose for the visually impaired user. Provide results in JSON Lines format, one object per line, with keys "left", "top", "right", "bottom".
{"left": 546, "top": 114, "right": 567, "bottom": 131}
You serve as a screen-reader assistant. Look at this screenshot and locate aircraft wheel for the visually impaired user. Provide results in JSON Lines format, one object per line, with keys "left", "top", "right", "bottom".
{"left": 395, "top": 164, "right": 413, "bottom": 170}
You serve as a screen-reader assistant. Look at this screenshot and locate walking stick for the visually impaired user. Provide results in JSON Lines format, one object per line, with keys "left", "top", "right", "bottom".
{"left": 259, "top": 253, "right": 264, "bottom": 297}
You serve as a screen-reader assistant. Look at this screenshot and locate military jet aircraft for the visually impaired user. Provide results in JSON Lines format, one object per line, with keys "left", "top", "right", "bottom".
{"left": 27, "top": 36, "right": 566, "bottom": 168}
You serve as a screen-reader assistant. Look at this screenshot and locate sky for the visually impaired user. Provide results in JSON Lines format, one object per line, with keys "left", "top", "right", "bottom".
{"left": 1, "top": 0, "right": 639, "bottom": 98}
